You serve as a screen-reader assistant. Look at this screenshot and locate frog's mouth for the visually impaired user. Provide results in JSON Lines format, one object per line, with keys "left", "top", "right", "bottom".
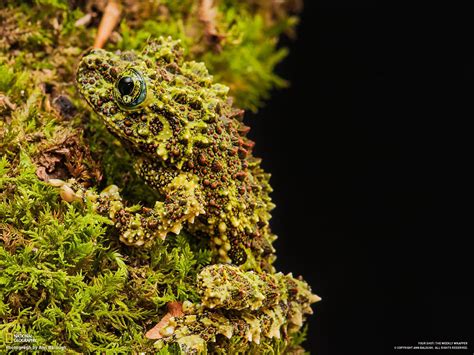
{"left": 76, "top": 48, "right": 122, "bottom": 109}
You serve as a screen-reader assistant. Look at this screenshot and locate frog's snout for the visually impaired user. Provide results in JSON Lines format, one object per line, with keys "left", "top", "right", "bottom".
{"left": 76, "top": 49, "right": 120, "bottom": 100}
{"left": 77, "top": 48, "right": 106, "bottom": 74}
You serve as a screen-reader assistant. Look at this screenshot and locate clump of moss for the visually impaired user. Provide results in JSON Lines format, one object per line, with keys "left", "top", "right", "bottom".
{"left": 0, "top": 0, "right": 312, "bottom": 353}
{"left": 0, "top": 154, "right": 214, "bottom": 352}
{"left": 117, "top": 0, "right": 300, "bottom": 111}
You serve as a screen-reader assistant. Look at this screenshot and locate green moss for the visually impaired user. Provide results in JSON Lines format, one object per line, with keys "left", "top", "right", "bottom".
{"left": 0, "top": 155, "right": 212, "bottom": 352}
{"left": 114, "top": 0, "right": 298, "bottom": 111}
{"left": 201, "top": 10, "right": 290, "bottom": 111}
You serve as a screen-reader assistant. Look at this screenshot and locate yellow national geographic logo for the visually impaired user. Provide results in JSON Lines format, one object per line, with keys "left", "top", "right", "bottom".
{"left": 3, "top": 331, "right": 13, "bottom": 344}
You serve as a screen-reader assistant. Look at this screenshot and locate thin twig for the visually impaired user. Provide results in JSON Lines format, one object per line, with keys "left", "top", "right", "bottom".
{"left": 199, "top": 0, "right": 225, "bottom": 49}
{"left": 93, "top": 0, "right": 122, "bottom": 49}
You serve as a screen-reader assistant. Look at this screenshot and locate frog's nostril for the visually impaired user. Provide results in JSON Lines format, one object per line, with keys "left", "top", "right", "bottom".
{"left": 79, "top": 48, "right": 105, "bottom": 68}
{"left": 79, "top": 58, "right": 97, "bottom": 72}
{"left": 82, "top": 47, "right": 101, "bottom": 57}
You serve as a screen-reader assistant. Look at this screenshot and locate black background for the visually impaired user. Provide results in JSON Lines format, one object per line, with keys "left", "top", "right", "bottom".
{"left": 247, "top": 1, "right": 472, "bottom": 354}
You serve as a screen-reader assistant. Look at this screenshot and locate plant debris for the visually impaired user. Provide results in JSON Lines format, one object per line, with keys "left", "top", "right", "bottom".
{"left": 145, "top": 301, "right": 184, "bottom": 340}
{"left": 93, "top": 0, "right": 122, "bottom": 48}
{"left": 34, "top": 130, "right": 102, "bottom": 187}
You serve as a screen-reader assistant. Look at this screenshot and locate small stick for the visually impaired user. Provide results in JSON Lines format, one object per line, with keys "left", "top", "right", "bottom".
{"left": 93, "top": 0, "right": 122, "bottom": 49}
{"left": 0, "top": 94, "right": 17, "bottom": 110}
{"left": 199, "top": 0, "right": 224, "bottom": 48}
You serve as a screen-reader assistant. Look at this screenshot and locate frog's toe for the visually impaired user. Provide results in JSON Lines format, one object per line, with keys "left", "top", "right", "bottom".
{"left": 59, "top": 184, "right": 81, "bottom": 202}
{"left": 48, "top": 179, "right": 82, "bottom": 202}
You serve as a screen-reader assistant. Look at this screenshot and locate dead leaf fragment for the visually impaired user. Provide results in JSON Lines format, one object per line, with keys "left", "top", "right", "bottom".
{"left": 75, "top": 13, "right": 93, "bottom": 27}
{"left": 0, "top": 94, "right": 17, "bottom": 111}
{"left": 34, "top": 130, "right": 102, "bottom": 187}
{"left": 199, "top": 0, "right": 225, "bottom": 50}
{"left": 145, "top": 301, "right": 184, "bottom": 340}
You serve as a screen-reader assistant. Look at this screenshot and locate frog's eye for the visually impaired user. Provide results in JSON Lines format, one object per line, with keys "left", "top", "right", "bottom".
{"left": 117, "top": 76, "right": 134, "bottom": 96}
{"left": 115, "top": 68, "right": 146, "bottom": 108}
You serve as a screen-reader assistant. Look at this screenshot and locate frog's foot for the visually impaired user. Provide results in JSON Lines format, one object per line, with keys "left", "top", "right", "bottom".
{"left": 160, "top": 182, "right": 205, "bottom": 236}
{"left": 49, "top": 179, "right": 123, "bottom": 212}
{"left": 48, "top": 179, "right": 149, "bottom": 246}
{"left": 157, "top": 173, "right": 205, "bottom": 238}
{"left": 114, "top": 208, "right": 160, "bottom": 246}
{"left": 114, "top": 205, "right": 187, "bottom": 247}
{"left": 48, "top": 178, "right": 88, "bottom": 203}
{"left": 145, "top": 265, "right": 320, "bottom": 351}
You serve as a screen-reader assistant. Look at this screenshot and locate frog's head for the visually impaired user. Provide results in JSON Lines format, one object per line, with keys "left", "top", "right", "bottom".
{"left": 77, "top": 46, "right": 152, "bottom": 148}
{"left": 76, "top": 37, "right": 217, "bottom": 161}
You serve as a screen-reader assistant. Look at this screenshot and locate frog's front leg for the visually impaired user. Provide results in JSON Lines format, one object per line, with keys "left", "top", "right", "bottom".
{"left": 50, "top": 172, "right": 204, "bottom": 247}
{"left": 118, "top": 173, "right": 205, "bottom": 246}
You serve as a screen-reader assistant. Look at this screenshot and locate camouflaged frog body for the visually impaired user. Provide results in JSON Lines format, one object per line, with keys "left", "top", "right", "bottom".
{"left": 76, "top": 37, "right": 276, "bottom": 271}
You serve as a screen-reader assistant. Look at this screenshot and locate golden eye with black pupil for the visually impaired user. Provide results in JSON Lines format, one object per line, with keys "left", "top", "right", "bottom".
{"left": 114, "top": 68, "right": 147, "bottom": 109}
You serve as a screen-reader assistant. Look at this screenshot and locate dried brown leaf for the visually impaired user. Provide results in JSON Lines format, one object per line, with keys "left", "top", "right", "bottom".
{"left": 34, "top": 129, "right": 102, "bottom": 187}
{"left": 145, "top": 301, "right": 184, "bottom": 340}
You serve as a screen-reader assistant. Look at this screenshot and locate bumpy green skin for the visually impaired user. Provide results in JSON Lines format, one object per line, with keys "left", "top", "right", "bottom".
{"left": 154, "top": 265, "right": 320, "bottom": 352}
{"left": 76, "top": 37, "right": 275, "bottom": 270}
{"left": 199, "top": 263, "right": 284, "bottom": 311}
{"left": 74, "top": 37, "right": 320, "bottom": 352}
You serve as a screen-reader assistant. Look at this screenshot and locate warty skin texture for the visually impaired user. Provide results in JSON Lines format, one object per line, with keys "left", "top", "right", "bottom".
{"left": 70, "top": 37, "right": 321, "bottom": 351}
{"left": 76, "top": 37, "right": 275, "bottom": 271}
{"left": 153, "top": 265, "right": 320, "bottom": 352}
